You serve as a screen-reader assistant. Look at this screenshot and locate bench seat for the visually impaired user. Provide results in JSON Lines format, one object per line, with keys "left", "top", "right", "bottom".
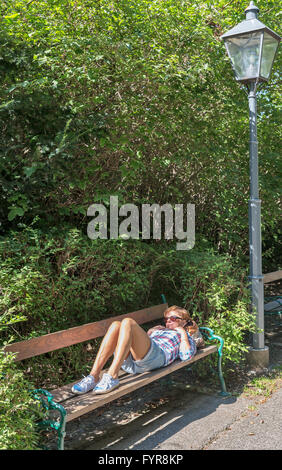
{"left": 51, "top": 345, "right": 217, "bottom": 422}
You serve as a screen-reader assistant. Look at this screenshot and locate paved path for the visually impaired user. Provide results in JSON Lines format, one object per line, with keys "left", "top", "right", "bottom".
{"left": 84, "top": 384, "right": 281, "bottom": 451}
{"left": 206, "top": 387, "right": 282, "bottom": 450}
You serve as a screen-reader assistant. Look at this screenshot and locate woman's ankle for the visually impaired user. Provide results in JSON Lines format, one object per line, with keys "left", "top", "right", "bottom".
{"left": 90, "top": 371, "right": 100, "bottom": 382}
{"left": 107, "top": 367, "right": 119, "bottom": 379}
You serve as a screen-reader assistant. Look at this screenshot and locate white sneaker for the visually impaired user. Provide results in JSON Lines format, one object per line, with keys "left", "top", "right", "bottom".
{"left": 93, "top": 373, "right": 120, "bottom": 394}
{"left": 71, "top": 375, "right": 96, "bottom": 394}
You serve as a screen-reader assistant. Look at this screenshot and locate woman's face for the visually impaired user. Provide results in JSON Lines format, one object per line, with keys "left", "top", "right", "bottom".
{"left": 164, "top": 312, "right": 187, "bottom": 329}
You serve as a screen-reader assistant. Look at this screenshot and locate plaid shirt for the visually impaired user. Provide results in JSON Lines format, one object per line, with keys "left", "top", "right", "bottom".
{"left": 150, "top": 328, "right": 196, "bottom": 366}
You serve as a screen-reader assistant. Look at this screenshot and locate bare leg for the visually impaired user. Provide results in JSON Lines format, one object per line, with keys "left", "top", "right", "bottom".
{"left": 90, "top": 321, "right": 121, "bottom": 382}
{"left": 107, "top": 318, "right": 151, "bottom": 379}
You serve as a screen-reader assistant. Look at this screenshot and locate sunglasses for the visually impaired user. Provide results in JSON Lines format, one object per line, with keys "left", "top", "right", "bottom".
{"left": 164, "top": 316, "right": 182, "bottom": 323}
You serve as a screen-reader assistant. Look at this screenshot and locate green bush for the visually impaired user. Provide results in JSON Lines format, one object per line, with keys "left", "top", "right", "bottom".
{"left": 0, "top": 1, "right": 280, "bottom": 266}
{"left": 149, "top": 247, "right": 256, "bottom": 363}
{"left": 0, "top": 225, "right": 154, "bottom": 337}
{"left": 0, "top": 307, "right": 43, "bottom": 450}
{"left": 0, "top": 348, "right": 43, "bottom": 450}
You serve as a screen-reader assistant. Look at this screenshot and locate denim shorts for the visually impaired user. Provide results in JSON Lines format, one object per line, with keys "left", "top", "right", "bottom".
{"left": 121, "top": 338, "right": 166, "bottom": 374}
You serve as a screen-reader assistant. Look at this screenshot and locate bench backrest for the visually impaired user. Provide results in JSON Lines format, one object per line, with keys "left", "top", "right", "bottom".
{"left": 4, "top": 303, "right": 168, "bottom": 362}
{"left": 263, "top": 270, "right": 282, "bottom": 284}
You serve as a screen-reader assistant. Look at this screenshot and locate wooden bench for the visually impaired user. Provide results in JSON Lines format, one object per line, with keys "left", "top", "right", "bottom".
{"left": 263, "top": 270, "right": 282, "bottom": 284}
{"left": 5, "top": 300, "right": 229, "bottom": 450}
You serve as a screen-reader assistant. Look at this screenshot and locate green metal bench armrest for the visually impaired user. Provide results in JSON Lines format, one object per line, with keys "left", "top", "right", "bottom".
{"left": 31, "top": 388, "right": 67, "bottom": 450}
{"left": 199, "top": 327, "right": 224, "bottom": 356}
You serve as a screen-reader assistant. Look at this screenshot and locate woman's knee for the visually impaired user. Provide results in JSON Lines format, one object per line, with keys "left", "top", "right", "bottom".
{"left": 120, "top": 317, "right": 136, "bottom": 328}
{"left": 107, "top": 320, "right": 121, "bottom": 333}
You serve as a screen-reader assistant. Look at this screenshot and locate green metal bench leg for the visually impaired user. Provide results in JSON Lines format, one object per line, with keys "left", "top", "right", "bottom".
{"left": 217, "top": 348, "right": 229, "bottom": 397}
{"left": 31, "top": 389, "right": 67, "bottom": 450}
{"left": 199, "top": 327, "right": 231, "bottom": 397}
{"left": 57, "top": 412, "right": 67, "bottom": 450}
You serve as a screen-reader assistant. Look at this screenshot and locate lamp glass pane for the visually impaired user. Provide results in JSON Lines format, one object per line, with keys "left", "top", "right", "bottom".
{"left": 225, "top": 31, "right": 262, "bottom": 80}
{"left": 260, "top": 32, "right": 279, "bottom": 78}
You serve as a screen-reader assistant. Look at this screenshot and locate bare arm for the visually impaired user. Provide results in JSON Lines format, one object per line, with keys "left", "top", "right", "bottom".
{"left": 174, "top": 326, "right": 191, "bottom": 356}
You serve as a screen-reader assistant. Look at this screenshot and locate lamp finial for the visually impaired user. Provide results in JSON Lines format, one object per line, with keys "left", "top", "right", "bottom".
{"left": 245, "top": 2, "right": 259, "bottom": 20}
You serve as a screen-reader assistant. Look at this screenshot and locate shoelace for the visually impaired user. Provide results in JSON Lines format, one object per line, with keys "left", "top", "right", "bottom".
{"left": 98, "top": 374, "right": 112, "bottom": 387}
{"left": 78, "top": 375, "right": 93, "bottom": 386}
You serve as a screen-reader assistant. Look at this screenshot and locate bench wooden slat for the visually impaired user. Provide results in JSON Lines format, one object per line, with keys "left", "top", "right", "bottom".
{"left": 263, "top": 270, "right": 282, "bottom": 284}
{"left": 60, "top": 345, "right": 217, "bottom": 422}
{"left": 4, "top": 303, "right": 168, "bottom": 361}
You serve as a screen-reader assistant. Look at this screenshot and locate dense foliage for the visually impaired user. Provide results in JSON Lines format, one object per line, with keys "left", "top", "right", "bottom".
{"left": 0, "top": 225, "right": 252, "bottom": 351}
{"left": 0, "top": 0, "right": 280, "bottom": 449}
{"left": 0, "top": 347, "right": 43, "bottom": 450}
{"left": 0, "top": 0, "right": 281, "bottom": 261}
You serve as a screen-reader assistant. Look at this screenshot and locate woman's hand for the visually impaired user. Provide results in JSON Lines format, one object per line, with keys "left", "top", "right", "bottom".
{"left": 175, "top": 327, "right": 191, "bottom": 352}
{"left": 147, "top": 325, "right": 167, "bottom": 335}
{"left": 174, "top": 326, "right": 186, "bottom": 333}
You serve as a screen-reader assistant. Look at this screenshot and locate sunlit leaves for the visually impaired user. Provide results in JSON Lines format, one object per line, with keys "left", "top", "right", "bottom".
{"left": 0, "top": 0, "right": 280, "bottom": 265}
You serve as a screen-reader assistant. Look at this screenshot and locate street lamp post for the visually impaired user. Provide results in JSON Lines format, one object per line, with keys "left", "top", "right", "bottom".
{"left": 221, "top": 2, "right": 280, "bottom": 367}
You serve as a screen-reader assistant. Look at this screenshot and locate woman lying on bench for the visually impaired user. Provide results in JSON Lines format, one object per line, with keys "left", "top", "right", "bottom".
{"left": 72, "top": 306, "right": 200, "bottom": 395}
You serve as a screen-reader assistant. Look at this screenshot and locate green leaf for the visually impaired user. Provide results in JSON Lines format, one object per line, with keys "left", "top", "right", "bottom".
{"left": 23, "top": 166, "right": 38, "bottom": 178}
{"left": 8, "top": 207, "right": 25, "bottom": 221}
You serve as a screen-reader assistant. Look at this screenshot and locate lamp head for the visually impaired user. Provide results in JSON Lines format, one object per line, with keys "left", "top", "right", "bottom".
{"left": 221, "top": 2, "right": 280, "bottom": 83}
